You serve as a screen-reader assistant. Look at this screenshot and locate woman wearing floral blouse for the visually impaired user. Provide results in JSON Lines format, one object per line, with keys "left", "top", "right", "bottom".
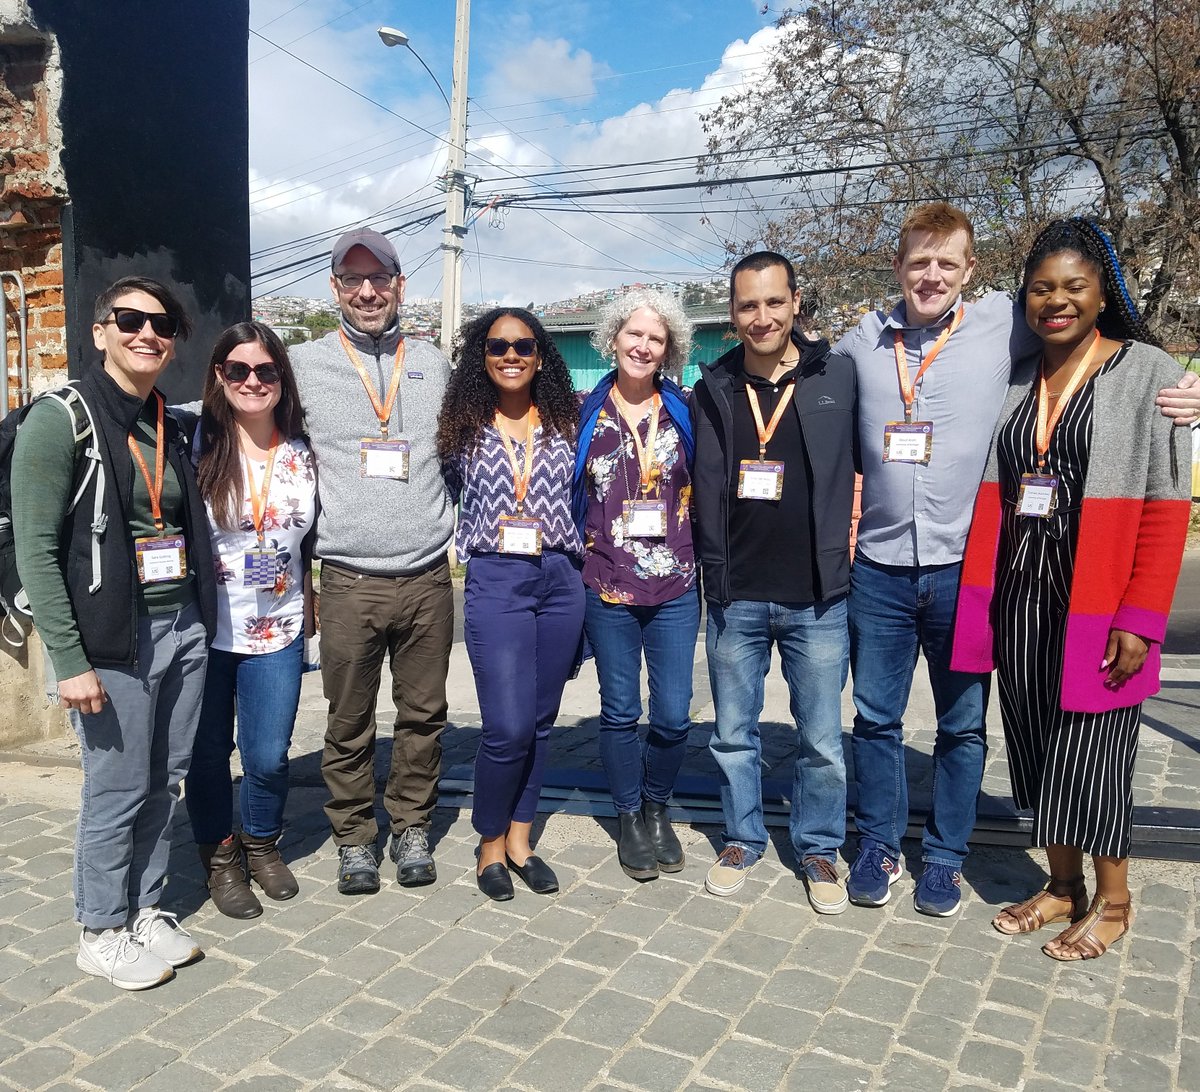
{"left": 572, "top": 289, "right": 697, "bottom": 881}
{"left": 183, "top": 322, "right": 316, "bottom": 920}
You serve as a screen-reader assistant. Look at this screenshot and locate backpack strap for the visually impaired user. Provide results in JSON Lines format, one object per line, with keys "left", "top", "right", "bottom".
{"left": 40, "top": 384, "right": 107, "bottom": 594}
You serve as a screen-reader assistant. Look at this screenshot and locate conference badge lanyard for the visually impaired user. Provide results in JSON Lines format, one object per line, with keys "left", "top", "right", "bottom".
{"left": 737, "top": 380, "right": 795, "bottom": 501}
{"left": 883, "top": 304, "right": 964, "bottom": 464}
{"left": 1019, "top": 330, "right": 1102, "bottom": 519}
{"left": 243, "top": 430, "right": 280, "bottom": 587}
{"left": 612, "top": 389, "right": 667, "bottom": 539}
{"left": 129, "top": 392, "right": 187, "bottom": 584}
{"left": 341, "top": 330, "right": 411, "bottom": 479}
{"left": 496, "top": 410, "right": 543, "bottom": 555}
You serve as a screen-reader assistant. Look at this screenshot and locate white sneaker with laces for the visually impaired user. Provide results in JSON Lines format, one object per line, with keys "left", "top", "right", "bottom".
{"left": 127, "top": 907, "right": 202, "bottom": 967}
{"left": 77, "top": 927, "right": 174, "bottom": 991}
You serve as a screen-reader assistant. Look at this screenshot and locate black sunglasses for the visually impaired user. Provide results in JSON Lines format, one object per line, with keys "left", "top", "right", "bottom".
{"left": 486, "top": 337, "right": 538, "bottom": 358}
{"left": 219, "top": 360, "right": 281, "bottom": 385}
{"left": 104, "top": 307, "right": 181, "bottom": 339}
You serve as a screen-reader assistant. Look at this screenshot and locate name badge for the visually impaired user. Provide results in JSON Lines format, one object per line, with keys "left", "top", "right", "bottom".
{"left": 623, "top": 499, "right": 667, "bottom": 538}
{"left": 243, "top": 549, "right": 278, "bottom": 588}
{"left": 1018, "top": 473, "right": 1059, "bottom": 517}
{"left": 135, "top": 535, "right": 187, "bottom": 584}
{"left": 359, "top": 438, "right": 410, "bottom": 480}
{"left": 498, "top": 515, "right": 543, "bottom": 555}
{"left": 737, "top": 460, "right": 784, "bottom": 501}
{"left": 883, "top": 421, "right": 933, "bottom": 464}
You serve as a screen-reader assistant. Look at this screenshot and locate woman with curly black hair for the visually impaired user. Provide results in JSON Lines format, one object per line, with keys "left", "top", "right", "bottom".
{"left": 953, "top": 218, "right": 1190, "bottom": 960}
{"left": 438, "top": 307, "right": 584, "bottom": 901}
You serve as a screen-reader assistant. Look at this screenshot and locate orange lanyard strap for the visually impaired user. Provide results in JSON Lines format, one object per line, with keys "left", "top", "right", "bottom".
{"left": 127, "top": 392, "right": 167, "bottom": 534}
{"left": 496, "top": 409, "right": 539, "bottom": 511}
{"left": 244, "top": 430, "right": 280, "bottom": 547}
{"left": 1036, "top": 329, "right": 1103, "bottom": 470}
{"left": 610, "top": 390, "right": 661, "bottom": 495}
{"left": 340, "top": 330, "right": 405, "bottom": 438}
{"left": 745, "top": 382, "right": 795, "bottom": 460}
{"left": 892, "top": 304, "right": 964, "bottom": 421}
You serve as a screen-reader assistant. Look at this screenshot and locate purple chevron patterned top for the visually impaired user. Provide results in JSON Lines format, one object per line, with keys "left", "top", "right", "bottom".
{"left": 445, "top": 423, "right": 583, "bottom": 561}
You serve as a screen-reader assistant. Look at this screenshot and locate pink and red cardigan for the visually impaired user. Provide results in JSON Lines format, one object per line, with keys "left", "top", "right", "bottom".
{"left": 951, "top": 341, "right": 1191, "bottom": 713}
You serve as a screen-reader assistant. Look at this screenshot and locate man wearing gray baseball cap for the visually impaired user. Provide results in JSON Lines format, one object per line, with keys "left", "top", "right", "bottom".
{"left": 289, "top": 228, "right": 455, "bottom": 896}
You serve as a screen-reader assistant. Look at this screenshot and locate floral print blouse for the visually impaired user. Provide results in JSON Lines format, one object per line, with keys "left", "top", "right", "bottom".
{"left": 208, "top": 437, "right": 317, "bottom": 654}
{"left": 582, "top": 397, "right": 695, "bottom": 606}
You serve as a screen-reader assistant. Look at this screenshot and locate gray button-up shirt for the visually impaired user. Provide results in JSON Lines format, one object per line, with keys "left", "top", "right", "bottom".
{"left": 832, "top": 291, "right": 1039, "bottom": 567}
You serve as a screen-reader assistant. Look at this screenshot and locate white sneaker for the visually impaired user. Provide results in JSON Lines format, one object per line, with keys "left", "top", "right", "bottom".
{"left": 77, "top": 927, "right": 174, "bottom": 991}
{"left": 127, "top": 907, "right": 202, "bottom": 967}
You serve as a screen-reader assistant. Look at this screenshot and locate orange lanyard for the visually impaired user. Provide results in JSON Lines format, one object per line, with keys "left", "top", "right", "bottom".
{"left": 610, "top": 390, "right": 661, "bottom": 495}
{"left": 243, "top": 430, "right": 280, "bottom": 547}
{"left": 745, "top": 382, "right": 795, "bottom": 460}
{"left": 340, "top": 330, "right": 405, "bottom": 438}
{"left": 127, "top": 392, "right": 167, "bottom": 534}
{"left": 892, "top": 305, "right": 964, "bottom": 421}
{"left": 496, "top": 409, "right": 539, "bottom": 514}
{"left": 1036, "top": 330, "right": 1103, "bottom": 470}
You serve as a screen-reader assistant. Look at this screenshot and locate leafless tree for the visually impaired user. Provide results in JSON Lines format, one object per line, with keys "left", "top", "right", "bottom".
{"left": 700, "top": 0, "right": 1200, "bottom": 344}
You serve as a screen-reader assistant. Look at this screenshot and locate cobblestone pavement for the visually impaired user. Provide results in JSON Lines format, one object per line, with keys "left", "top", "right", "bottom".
{"left": 0, "top": 563, "right": 1197, "bottom": 1090}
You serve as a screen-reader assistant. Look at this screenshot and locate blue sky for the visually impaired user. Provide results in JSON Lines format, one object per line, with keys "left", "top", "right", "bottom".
{"left": 247, "top": 0, "right": 781, "bottom": 304}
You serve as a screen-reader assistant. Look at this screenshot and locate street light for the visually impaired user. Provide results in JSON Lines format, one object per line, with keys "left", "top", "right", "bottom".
{"left": 377, "top": 11, "right": 470, "bottom": 350}
{"left": 377, "top": 26, "right": 450, "bottom": 111}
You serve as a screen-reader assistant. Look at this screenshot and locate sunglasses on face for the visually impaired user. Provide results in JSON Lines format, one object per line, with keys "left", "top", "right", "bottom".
{"left": 334, "top": 272, "right": 394, "bottom": 291}
{"left": 103, "top": 307, "right": 181, "bottom": 339}
{"left": 218, "top": 360, "right": 281, "bottom": 385}
{"left": 486, "top": 337, "right": 538, "bottom": 358}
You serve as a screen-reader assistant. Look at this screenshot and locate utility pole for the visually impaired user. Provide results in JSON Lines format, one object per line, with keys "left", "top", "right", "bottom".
{"left": 439, "top": 0, "right": 470, "bottom": 350}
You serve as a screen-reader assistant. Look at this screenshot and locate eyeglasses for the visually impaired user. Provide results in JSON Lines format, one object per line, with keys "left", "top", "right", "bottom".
{"left": 103, "top": 307, "right": 181, "bottom": 339}
{"left": 218, "top": 360, "right": 281, "bottom": 385}
{"left": 485, "top": 337, "right": 538, "bottom": 358}
{"left": 334, "top": 272, "right": 395, "bottom": 291}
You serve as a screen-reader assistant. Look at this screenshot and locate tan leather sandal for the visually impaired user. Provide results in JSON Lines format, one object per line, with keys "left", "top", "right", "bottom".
{"left": 992, "top": 875, "right": 1087, "bottom": 935}
{"left": 1042, "top": 893, "right": 1133, "bottom": 961}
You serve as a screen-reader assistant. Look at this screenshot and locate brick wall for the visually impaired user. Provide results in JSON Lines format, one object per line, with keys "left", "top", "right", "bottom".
{"left": 0, "top": 36, "right": 67, "bottom": 408}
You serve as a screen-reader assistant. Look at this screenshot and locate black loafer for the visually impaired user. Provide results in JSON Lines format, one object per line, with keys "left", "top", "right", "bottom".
{"left": 476, "top": 862, "right": 514, "bottom": 901}
{"left": 507, "top": 854, "right": 559, "bottom": 894}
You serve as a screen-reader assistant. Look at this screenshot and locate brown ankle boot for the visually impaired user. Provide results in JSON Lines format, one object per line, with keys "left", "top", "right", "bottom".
{"left": 199, "top": 834, "right": 263, "bottom": 919}
{"left": 241, "top": 833, "right": 299, "bottom": 901}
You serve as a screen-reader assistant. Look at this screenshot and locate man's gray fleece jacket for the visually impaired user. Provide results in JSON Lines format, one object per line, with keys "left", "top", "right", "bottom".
{"left": 290, "top": 319, "right": 454, "bottom": 574}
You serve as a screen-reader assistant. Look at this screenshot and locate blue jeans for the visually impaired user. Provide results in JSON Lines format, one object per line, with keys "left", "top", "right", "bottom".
{"left": 705, "top": 596, "right": 849, "bottom": 862}
{"left": 465, "top": 552, "right": 585, "bottom": 838}
{"left": 186, "top": 634, "right": 303, "bottom": 844}
{"left": 584, "top": 586, "right": 700, "bottom": 812}
{"left": 73, "top": 603, "right": 208, "bottom": 929}
{"left": 848, "top": 554, "right": 989, "bottom": 868}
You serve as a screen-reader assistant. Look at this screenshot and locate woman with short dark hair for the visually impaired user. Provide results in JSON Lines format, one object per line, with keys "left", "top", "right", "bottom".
{"left": 12, "top": 275, "right": 216, "bottom": 989}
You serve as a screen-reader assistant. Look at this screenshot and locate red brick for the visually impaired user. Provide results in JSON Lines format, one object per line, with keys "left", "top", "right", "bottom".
{"left": 33, "top": 306, "right": 64, "bottom": 328}
{"left": 10, "top": 150, "right": 48, "bottom": 174}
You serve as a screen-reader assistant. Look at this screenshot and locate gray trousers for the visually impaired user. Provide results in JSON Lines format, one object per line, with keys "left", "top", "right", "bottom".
{"left": 71, "top": 602, "right": 208, "bottom": 929}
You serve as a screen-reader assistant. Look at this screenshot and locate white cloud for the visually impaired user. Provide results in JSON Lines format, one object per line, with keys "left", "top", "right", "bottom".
{"left": 484, "top": 38, "right": 611, "bottom": 106}
{"left": 248, "top": 9, "right": 784, "bottom": 307}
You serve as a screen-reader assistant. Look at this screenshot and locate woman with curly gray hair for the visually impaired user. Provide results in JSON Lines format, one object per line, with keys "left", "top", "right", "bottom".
{"left": 571, "top": 288, "right": 699, "bottom": 881}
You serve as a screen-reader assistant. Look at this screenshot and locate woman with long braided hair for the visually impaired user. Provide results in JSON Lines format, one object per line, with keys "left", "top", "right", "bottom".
{"left": 437, "top": 308, "right": 584, "bottom": 901}
{"left": 952, "top": 218, "right": 1191, "bottom": 960}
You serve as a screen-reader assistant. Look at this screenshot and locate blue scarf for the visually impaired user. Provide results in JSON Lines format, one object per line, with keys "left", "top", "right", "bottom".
{"left": 571, "top": 370, "right": 693, "bottom": 537}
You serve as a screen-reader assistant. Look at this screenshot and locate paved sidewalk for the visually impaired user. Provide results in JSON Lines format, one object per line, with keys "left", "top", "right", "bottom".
{"left": 0, "top": 559, "right": 1196, "bottom": 1090}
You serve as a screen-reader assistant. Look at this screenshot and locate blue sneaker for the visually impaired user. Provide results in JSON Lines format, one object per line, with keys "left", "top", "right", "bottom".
{"left": 914, "top": 863, "right": 962, "bottom": 917}
{"left": 847, "top": 840, "right": 903, "bottom": 907}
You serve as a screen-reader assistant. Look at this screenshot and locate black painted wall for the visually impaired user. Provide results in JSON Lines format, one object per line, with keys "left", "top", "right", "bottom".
{"left": 30, "top": 0, "right": 250, "bottom": 401}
